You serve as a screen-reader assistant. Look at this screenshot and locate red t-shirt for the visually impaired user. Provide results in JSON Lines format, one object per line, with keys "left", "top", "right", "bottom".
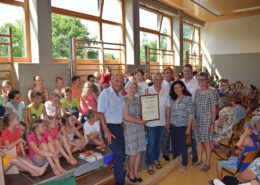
{"left": 101, "top": 73, "right": 111, "bottom": 85}
{"left": 1, "top": 127, "right": 21, "bottom": 156}
{"left": 44, "top": 126, "right": 59, "bottom": 141}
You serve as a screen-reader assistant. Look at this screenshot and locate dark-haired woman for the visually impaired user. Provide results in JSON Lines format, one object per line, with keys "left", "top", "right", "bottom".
{"left": 166, "top": 80, "right": 194, "bottom": 172}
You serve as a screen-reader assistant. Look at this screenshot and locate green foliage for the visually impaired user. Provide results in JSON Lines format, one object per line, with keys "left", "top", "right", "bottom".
{"left": 0, "top": 19, "right": 25, "bottom": 57}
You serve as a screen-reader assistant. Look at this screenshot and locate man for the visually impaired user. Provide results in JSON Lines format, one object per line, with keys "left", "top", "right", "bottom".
{"left": 87, "top": 74, "right": 100, "bottom": 96}
{"left": 181, "top": 64, "right": 199, "bottom": 164}
{"left": 98, "top": 73, "right": 126, "bottom": 185}
{"left": 161, "top": 68, "right": 174, "bottom": 161}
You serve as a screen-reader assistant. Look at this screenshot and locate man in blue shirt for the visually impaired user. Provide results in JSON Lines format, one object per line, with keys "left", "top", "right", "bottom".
{"left": 98, "top": 73, "right": 126, "bottom": 185}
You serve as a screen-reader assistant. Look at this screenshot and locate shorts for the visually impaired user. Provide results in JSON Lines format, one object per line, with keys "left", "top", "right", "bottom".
{"left": 2, "top": 155, "right": 16, "bottom": 167}
{"left": 89, "top": 136, "right": 102, "bottom": 144}
{"left": 218, "top": 156, "right": 238, "bottom": 171}
{"left": 31, "top": 155, "right": 48, "bottom": 167}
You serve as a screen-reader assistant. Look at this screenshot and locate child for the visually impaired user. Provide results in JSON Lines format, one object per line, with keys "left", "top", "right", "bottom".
{"left": 27, "top": 91, "right": 47, "bottom": 123}
{"left": 28, "top": 75, "right": 49, "bottom": 103}
{"left": 6, "top": 89, "right": 28, "bottom": 128}
{"left": 52, "top": 76, "right": 64, "bottom": 96}
{"left": 80, "top": 82, "right": 97, "bottom": 116}
{"left": 1, "top": 80, "right": 13, "bottom": 103}
{"left": 101, "top": 66, "right": 111, "bottom": 85}
{"left": 94, "top": 72, "right": 102, "bottom": 92}
{"left": 70, "top": 76, "right": 83, "bottom": 102}
{"left": 61, "top": 87, "right": 83, "bottom": 127}
{"left": 28, "top": 119, "right": 65, "bottom": 175}
{"left": 83, "top": 109, "right": 105, "bottom": 151}
{"left": 45, "top": 93, "right": 63, "bottom": 122}
{"left": 60, "top": 114, "right": 88, "bottom": 153}
{"left": 87, "top": 74, "right": 100, "bottom": 97}
{"left": 44, "top": 116, "right": 77, "bottom": 165}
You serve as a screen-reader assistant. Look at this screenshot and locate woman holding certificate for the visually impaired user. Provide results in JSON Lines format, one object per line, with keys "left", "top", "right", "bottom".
{"left": 123, "top": 81, "right": 146, "bottom": 183}
{"left": 166, "top": 80, "right": 194, "bottom": 172}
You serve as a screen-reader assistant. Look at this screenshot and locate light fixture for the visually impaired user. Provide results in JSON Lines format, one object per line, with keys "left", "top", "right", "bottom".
{"left": 191, "top": 0, "right": 223, "bottom": 16}
{"left": 232, "top": 6, "right": 260, "bottom": 13}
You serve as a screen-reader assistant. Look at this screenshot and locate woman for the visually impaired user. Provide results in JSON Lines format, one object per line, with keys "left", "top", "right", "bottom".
{"left": 192, "top": 72, "right": 218, "bottom": 173}
{"left": 166, "top": 80, "right": 194, "bottom": 172}
{"left": 146, "top": 72, "right": 169, "bottom": 175}
{"left": 28, "top": 75, "right": 49, "bottom": 103}
{"left": 211, "top": 97, "right": 237, "bottom": 147}
{"left": 134, "top": 69, "right": 148, "bottom": 97}
{"left": 123, "top": 81, "right": 146, "bottom": 183}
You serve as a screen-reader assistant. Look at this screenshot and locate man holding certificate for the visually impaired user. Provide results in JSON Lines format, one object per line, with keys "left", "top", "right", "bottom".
{"left": 145, "top": 72, "right": 170, "bottom": 175}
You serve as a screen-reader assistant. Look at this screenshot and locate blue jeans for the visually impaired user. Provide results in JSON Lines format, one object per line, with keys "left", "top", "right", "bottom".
{"left": 146, "top": 126, "right": 165, "bottom": 166}
{"left": 191, "top": 130, "right": 197, "bottom": 157}
{"left": 101, "top": 124, "right": 126, "bottom": 185}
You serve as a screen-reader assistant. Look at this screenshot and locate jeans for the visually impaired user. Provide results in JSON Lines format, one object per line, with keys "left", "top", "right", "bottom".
{"left": 191, "top": 129, "right": 197, "bottom": 157}
{"left": 146, "top": 126, "right": 165, "bottom": 166}
{"left": 161, "top": 130, "right": 171, "bottom": 156}
{"left": 170, "top": 125, "right": 188, "bottom": 166}
{"left": 101, "top": 124, "right": 126, "bottom": 185}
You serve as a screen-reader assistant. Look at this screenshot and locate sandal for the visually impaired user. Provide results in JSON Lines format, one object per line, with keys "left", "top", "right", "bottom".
{"left": 147, "top": 165, "right": 155, "bottom": 175}
{"left": 154, "top": 160, "right": 162, "bottom": 169}
{"left": 200, "top": 165, "right": 210, "bottom": 173}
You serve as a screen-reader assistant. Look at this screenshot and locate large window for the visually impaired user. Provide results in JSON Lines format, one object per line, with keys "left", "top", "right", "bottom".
{"left": 139, "top": 6, "right": 173, "bottom": 63}
{"left": 183, "top": 22, "right": 200, "bottom": 65}
{"left": 51, "top": 0, "right": 124, "bottom": 62}
{"left": 0, "top": 0, "right": 31, "bottom": 62}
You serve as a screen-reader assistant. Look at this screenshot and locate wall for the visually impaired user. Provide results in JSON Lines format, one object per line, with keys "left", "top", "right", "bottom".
{"left": 201, "top": 15, "right": 260, "bottom": 89}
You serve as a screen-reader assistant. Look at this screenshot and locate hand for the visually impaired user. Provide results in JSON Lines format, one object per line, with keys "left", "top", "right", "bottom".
{"left": 0, "top": 151, "right": 6, "bottom": 157}
{"left": 122, "top": 124, "right": 126, "bottom": 132}
{"left": 250, "top": 180, "right": 260, "bottom": 185}
{"left": 192, "top": 123, "right": 196, "bottom": 131}
{"left": 104, "top": 130, "right": 116, "bottom": 145}
{"left": 244, "top": 127, "right": 252, "bottom": 136}
{"left": 20, "top": 138, "right": 27, "bottom": 146}
{"left": 166, "top": 123, "right": 170, "bottom": 133}
{"left": 139, "top": 120, "right": 146, "bottom": 124}
{"left": 210, "top": 124, "right": 215, "bottom": 134}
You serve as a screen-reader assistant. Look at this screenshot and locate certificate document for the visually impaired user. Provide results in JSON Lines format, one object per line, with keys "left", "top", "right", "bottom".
{"left": 140, "top": 95, "right": 160, "bottom": 121}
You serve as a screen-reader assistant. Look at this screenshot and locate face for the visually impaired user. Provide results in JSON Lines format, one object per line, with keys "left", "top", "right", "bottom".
{"left": 49, "top": 119, "right": 57, "bottom": 129}
{"left": 164, "top": 69, "right": 173, "bottom": 82}
{"left": 36, "top": 123, "right": 46, "bottom": 134}
{"left": 68, "top": 116, "right": 75, "bottom": 127}
{"left": 64, "top": 92, "right": 72, "bottom": 100}
{"left": 56, "top": 80, "right": 64, "bottom": 89}
{"left": 34, "top": 95, "right": 42, "bottom": 104}
{"left": 111, "top": 74, "right": 124, "bottom": 92}
{"left": 197, "top": 76, "right": 208, "bottom": 88}
{"left": 3, "top": 84, "right": 12, "bottom": 93}
{"left": 52, "top": 96, "right": 60, "bottom": 105}
{"left": 84, "top": 85, "right": 92, "bottom": 94}
{"left": 134, "top": 72, "right": 143, "bottom": 82}
{"left": 11, "top": 93, "right": 21, "bottom": 104}
{"left": 153, "top": 74, "right": 163, "bottom": 88}
{"left": 174, "top": 83, "right": 184, "bottom": 96}
{"left": 10, "top": 116, "right": 20, "bottom": 127}
{"left": 74, "top": 78, "right": 81, "bottom": 86}
{"left": 183, "top": 67, "right": 193, "bottom": 80}
{"left": 126, "top": 83, "right": 137, "bottom": 96}
{"left": 88, "top": 77, "right": 95, "bottom": 84}
{"left": 34, "top": 76, "right": 43, "bottom": 86}
{"left": 90, "top": 114, "right": 98, "bottom": 122}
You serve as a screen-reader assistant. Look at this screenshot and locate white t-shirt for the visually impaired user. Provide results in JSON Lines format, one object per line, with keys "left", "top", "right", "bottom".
{"left": 136, "top": 81, "right": 149, "bottom": 97}
{"left": 83, "top": 120, "right": 100, "bottom": 138}
{"left": 146, "top": 85, "right": 170, "bottom": 127}
{"left": 44, "top": 101, "right": 56, "bottom": 116}
{"left": 181, "top": 78, "right": 199, "bottom": 101}
{"left": 162, "top": 79, "right": 172, "bottom": 93}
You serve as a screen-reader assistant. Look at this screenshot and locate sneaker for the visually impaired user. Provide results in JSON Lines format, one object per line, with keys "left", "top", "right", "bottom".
{"left": 191, "top": 161, "right": 202, "bottom": 167}
{"left": 200, "top": 165, "right": 210, "bottom": 173}
{"left": 192, "top": 156, "right": 198, "bottom": 163}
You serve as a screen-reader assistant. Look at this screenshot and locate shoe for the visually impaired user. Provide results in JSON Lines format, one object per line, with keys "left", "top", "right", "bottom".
{"left": 179, "top": 166, "right": 187, "bottom": 173}
{"left": 163, "top": 155, "right": 170, "bottom": 161}
{"left": 192, "top": 156, "right": 198, "bottom": 163}
{"left": 191, "top": 161, "right": 202, "bottom": 167}
{"left": 135, "top": 177, "right": 143, "bottom": 182}
{"left": 200, "top": 165, "right": 210, "bottom": 173}
{"left": 154, "top": 160, "right": 162, "bottom": 169}
{"left": 208, "top": 180, "right": 214, "bottom": 185}
{"left": 147, "top": 165, "right": 155, "bottom": 175}
{"left": 127, "top": 173, "right": 137, "bottom": 183}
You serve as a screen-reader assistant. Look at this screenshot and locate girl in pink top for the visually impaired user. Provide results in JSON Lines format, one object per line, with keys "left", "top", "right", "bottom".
{"left": 28, "top": 119, "right": 65, "bottom": 175}
{"left": 80, "top": 82, "right": 97, "bottom": 115}
{"left": 44, "top": 116, "right": 77, "bottom": 165}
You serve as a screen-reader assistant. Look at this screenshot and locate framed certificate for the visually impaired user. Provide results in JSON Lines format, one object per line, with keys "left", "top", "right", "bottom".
{"left": 140, "top": 95, "right": 160, "bottom": 121}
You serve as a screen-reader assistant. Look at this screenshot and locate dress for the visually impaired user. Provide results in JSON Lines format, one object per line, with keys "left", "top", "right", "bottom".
{"left": 123, "top": 96, "right": 146, "bottom": 155}
{"left": 194, "top": 89, "right": 218, "bottom": 142}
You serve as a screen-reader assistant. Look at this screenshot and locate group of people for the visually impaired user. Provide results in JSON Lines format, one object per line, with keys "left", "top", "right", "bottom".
{"left": 0, "top": 64, "right": 259, "bottom": 185}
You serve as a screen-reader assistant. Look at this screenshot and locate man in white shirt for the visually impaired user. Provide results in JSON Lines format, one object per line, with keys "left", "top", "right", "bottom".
{"left": 161, "top": 68, "right": 173, "bottom": 161}
{"left": 181, "top": 64, "right": 199, "bottom": 164}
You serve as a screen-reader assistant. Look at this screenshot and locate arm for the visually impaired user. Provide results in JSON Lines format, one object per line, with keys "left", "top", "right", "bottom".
{"left": 236, "top": 166, "right": 257, "bottom": 183}
{"left": 166, "top": 107, "right": 170, "bottom": 133}
{"left": 4, "top": 139, "right": 23, "bottom": 150}
{"left": 28, "top": 89, "right": 33, "bottom": 103}
{"left": 81, "top": 95, "right": 92, "bottom": 108}
{"left": 77, "top": 106, "right": 83, "bottom": 122}
{"left": 98, "top": 112, "right": 115, "bottom": 145}
{"left": 87, "top": 132, "right": 101, "bottom": 140}
{"left": 22, "top": 107, "right": 29, "bottom": 128}
{"left": 60, "top": 127, "right": 80, "bottom": 147}
{"left": 123, "top": 103, "right": 145, "bottom": 125}
{"left": 210, "top": 105, "right": 217, "bottom": 133}
{"left": 42, "top": 106, "right": 47, "bottom": 117}
{"left": 27, "top": 107, "right": 32, "bottom": 123}
{"left": 74, "top": 127, "right": 84, "bottom": 140}
{"left": 28, "top": 141, "right": 54, "bottom": 157}
{"left": 217, "top": 115, "right": 225, "bottom": 128}
{"left": 237, "top": 128, "right": 253, "bottom": 150}
{"left": 44, "top": 88, "right": 49, "bottom": 102}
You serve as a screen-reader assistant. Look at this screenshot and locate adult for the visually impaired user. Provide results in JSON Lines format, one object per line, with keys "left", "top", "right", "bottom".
{"left": 146, "top": 72, "right": 169, "bottom": 175}
{"left": 134, "top": 69, "right": 148, "bottom": 97}
{"left": 98, "top": 73, "right": 126, "bottom": 185}
{"left": 166, "top": 80, "right": 193, "bottom": 172}
{"left": 101, "top": 66, "right": 112, "bottom": 85}
{"left": 181, "top": 64, "right": 200, "bottom": 163}
{"left": 161, "top": 67, "right": 174, "bottom": 161}
{"left": 192, "top": 72, "right": 218, "bottom": 173}
{"left": 123, "top": 81, "right": 146, "bottom": 183}
{"left": 28, "top": 75, "right": 49, "bottom": 104}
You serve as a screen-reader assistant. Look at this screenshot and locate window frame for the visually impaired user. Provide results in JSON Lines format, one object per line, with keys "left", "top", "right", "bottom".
{"left": 0, "top": 0, "right": 31, "bottom": 62}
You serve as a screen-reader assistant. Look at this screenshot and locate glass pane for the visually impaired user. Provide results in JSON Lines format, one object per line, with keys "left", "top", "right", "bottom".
{"left": 183, "top": 41, "right": 191, "bottom": 64}
{"left": 183, "top": 24, "right": 194, "bottom": 40}
{"left": 193, "top": 28, "right": 199, "bottom": 43}
{"left": 140, "top": 32, "right": 158, "bottom": 62}
{"left": 52, "top": 14, "right": 99, "bottom": 59}
{"left": 102, "top": 0, "right": 122, "bottom": 23}
{"left": 160, "top": 17, "right": 171, "bottom": 35}
{"left": 51, "top": 0, "right": 99, "bottom": 16}
{"left": 140, "top": 8, "right": 160, "bottom": 31}
{"left": 191, "top": 43, "right": 199, "bottom": 55}
{"left": 160, "top": 36, "right": 171, "bottom": 50}
{"left": 102, "top": 23, "right": 122, "bottom": 43}
{"left": 0, "top": 3, "right": 25, "bottom": 58}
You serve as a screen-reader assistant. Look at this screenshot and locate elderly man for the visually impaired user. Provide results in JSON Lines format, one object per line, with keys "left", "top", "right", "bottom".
{"left": 181, "top": 64, "right": 199, "bottom": 164}
{"left": 146, "top": 72, "right": 170, "bottom": 175}
{"left": 161, "top": 68, "right": 174, "bottom": 161}
{"left": 98, "top": 73, "right": 126, "bottom": 185}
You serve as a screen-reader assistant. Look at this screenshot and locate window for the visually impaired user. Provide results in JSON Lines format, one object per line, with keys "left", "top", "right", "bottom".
{"left": 102, "top": 0, "right": 122, "bottom": 23}
{"left": 0, "top": 0, "right": 31, "bottom": 62}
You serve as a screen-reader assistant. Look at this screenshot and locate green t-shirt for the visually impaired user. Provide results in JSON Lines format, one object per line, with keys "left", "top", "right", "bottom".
{"left": 28, "top": 103, "right": 44, "bottom": 120}
{"left": 60, "top": 98, "right": 79, "bottom": 114}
